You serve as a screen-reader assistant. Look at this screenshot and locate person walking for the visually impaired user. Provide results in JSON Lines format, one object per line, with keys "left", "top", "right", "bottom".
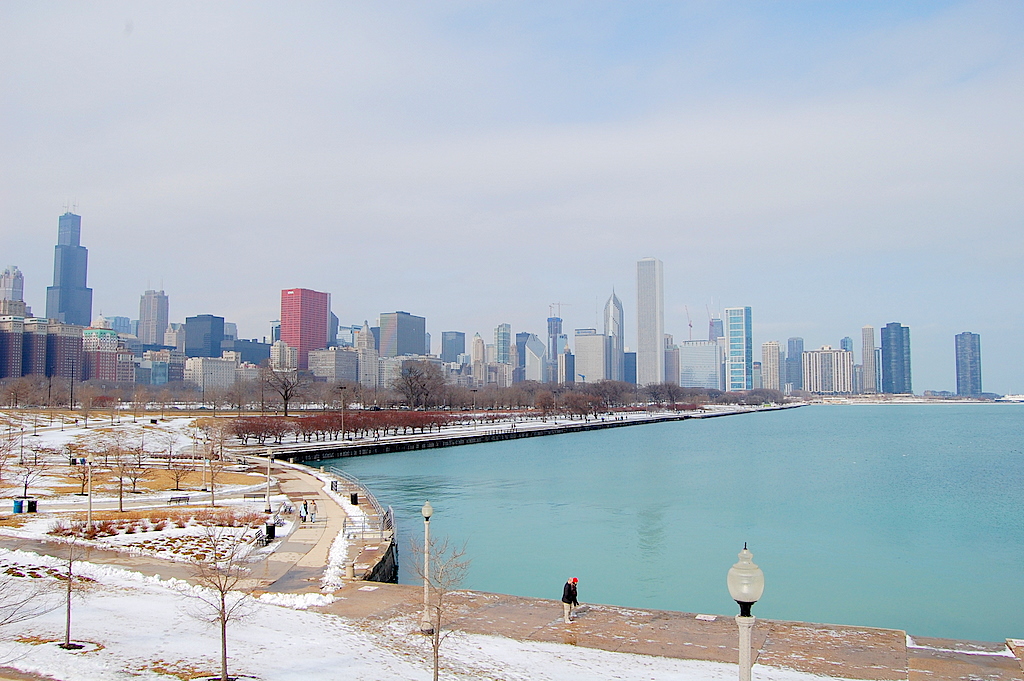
{"left": 300, "top": 499, "right": 308, "bottom": 523}
{"left": 309, "top": 500, "right": 318, "bottom": 523}
{"left": 561, "top": 577, "right": 579, "bottom": 623}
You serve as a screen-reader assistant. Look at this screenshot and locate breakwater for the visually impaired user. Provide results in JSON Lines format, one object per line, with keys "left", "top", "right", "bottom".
{"left": 257, "top": 404, "right": 798, "bottom": 464}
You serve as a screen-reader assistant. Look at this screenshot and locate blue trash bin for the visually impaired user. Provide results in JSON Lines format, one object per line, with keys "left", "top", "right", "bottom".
{"left": 12, "top": 499, "right": 24, "bottom": 514}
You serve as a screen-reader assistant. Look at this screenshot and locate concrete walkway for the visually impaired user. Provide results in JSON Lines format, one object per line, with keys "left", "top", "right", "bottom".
{"left": 319, "top": 582, "right": 1024, "bottom": 681}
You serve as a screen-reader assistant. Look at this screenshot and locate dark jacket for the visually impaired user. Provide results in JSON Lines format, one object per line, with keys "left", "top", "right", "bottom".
{"left": 562, "top": 581, "right": 578, "bottom": 606}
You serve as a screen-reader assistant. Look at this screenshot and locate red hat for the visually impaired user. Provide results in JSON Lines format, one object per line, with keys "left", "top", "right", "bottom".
{"left": 572, "top": 577, "right": 578, "bottom": 583}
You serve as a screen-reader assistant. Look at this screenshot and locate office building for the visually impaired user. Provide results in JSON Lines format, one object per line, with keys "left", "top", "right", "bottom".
{"left": 523, "top": 334, "right": 546, "bottom": 382}
{"left": 355, "top": 322, "right": 379, "bottom": 389}
{"left": 270, "top": 340, "right": 298, "bottom": 371}
{"left": 108, "top": 316, "right": 133, "bottom": 335}
{"left": 724, "top": 307, "right": 753, "bottom": 391}
{"left": 379, "top": 311, "right": 426, "bottom": 357}
{"left": 21, "top": 318, "right": 48, "bottom": 376}
{"left": 664, "top": 334, "right": 680, "bottom": 386}
{"left": 441, "top": 331, "right": 465, "bottom": 364}
{"left": 708, "top": 316, "right": 724, "bottom": 342}
{"left": 861, "top": 326, "right": 877, "bottom": 394}
{"left": 0, "top": 266, "right": 24, "bottom": 303}
{"left": 803, "top": 346, "right": 854, "bottom": 394}
{"left": 679, "top": 340, "right": 721, "bottom": 389}
{"left": 45, "top": 212, "right": 93, "bottom": 326}
{"left": 46, "top": 323, "right": 83, "bottom": 380}
{"left": 604, "top": 291, "right": 625, "bottom": 381}
{"left": 786, "top": 337, "right": 804, "bottom": 390}
{"left": 0, "top": 317, "right": 24, "bottom": 379}
{"left": 761, "top": 341, "right": 782, "bottom": 391}
{"left": 184, "top": 356, "right": 237, "bottom": 391}
{"left": 624, "top": 351, "right": 637, "bottom": 384}
{"left": 280, "top": 288, "right": 330, "bottom": 369}
{"left": 495, "top": 323, "right": 511, "bottom": 364}
{"left": 840, "top": 337, "right": 854, "bottom": 353}
{"left": 880, "top": 322, "right": 912, "bottom": 394}
{"left": 636, "top": 257, "right": 665, "bottom": 386}
{"left": 164, "top": 323, "right": 186, "bottom": 352}
{"left": 221, "top": 338, "right": 271, "bottom": 366}
{"left": 137, "top": 289, "right": 169, "bottom": 345}
{"left": 185, "top": 315, "right": 225, "bottom": 358}
{"left": 752, "top": 362, "right": 763, "bottom": 389}
{"left": 308, "top": 346, "right": 359, "bottom": 383}
{"left": 82, "top": 327, "right": 118, "bottom": 382}
{"left": 574, "top": 329, "right": 608, "bottom": 383}
{"left": 954, "top": 332, "right": 982, "bottom": 397}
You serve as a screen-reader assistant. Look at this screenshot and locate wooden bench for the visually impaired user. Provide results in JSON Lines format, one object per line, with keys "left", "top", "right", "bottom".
{"left": 168, "top": 495, "right": 190, "bottom": 505}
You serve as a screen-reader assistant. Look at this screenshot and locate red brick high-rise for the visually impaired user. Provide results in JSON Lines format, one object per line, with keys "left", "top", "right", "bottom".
{"left": 280, "top": 288, "right": 330, "bottom": 370}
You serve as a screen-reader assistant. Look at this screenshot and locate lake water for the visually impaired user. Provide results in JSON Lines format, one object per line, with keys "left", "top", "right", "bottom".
{"left": 322, "top": 404, "right": 1024, "bottom": 642}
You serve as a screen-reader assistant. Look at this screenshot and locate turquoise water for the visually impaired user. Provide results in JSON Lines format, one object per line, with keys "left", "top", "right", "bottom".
{"left": 323, "top": 405, "right": 1024, "bottom": 642}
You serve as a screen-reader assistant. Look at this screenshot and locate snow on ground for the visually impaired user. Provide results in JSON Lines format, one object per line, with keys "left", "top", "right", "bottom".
{"left": 0, "top": 548, "right": 857, "bottom": 681}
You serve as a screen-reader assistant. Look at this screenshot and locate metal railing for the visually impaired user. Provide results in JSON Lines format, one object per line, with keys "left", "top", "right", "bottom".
{"left": 324, "top": 465, "right": 395, "bottom": 542}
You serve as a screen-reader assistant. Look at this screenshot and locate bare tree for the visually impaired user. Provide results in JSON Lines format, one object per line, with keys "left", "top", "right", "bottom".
{"left": 124, "top": 446, "right": 151, "bottom": 494}
{"left": 260, "top": 367, "right": 308, "bottom": 417}
{"left": 184, "top": 524, "right": 259, "bottom": 681}
{"left": 168, "top": 457, "right": 195, "bottom": 491}
{"left": 411, "top": 537, "right": 471, "bottom": 681}
{"left": 10, "top": 460, "right": 46, "bottom": 499}
{"left": 0, "top": 436, "right": 14, "bottom": 485}
{"left": 391, "top": 361, "right": 446, "bottom": 408}
{"left": 0, "top": 571, "right": 59, "bottom": 634}
{"left": 57, "top": 538, "right": 93, "bottom": 649}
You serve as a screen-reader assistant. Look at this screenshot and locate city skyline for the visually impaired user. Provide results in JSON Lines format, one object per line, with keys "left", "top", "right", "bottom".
{"left": 3, "top": 4, "right": 1022, "bottom": 393}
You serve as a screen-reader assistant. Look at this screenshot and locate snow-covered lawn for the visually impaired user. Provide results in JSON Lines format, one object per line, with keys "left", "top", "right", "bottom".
{"left": 0, "top": 548, "right": 856, "bottom": 681}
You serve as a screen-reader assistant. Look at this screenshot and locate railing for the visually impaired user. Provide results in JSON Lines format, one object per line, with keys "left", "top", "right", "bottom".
{"left": 324, "top": 465, "right": 395, "bottom": 542}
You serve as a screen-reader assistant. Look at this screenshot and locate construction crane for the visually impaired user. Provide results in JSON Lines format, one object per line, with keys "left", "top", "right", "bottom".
{"left": 549, "top": 302, "right": 571, "bottom": 318}
{"left": 685, "top": 306, "right": 693, "bottom": 340}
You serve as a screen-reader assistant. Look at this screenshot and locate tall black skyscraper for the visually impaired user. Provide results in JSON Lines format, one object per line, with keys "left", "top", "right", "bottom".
{"left": 954, "top": 332, "right": 982, "bottom": 397}
{"left": 185, "top": 314, "right": 225, "bottom": 358}
{"left": 45, "top": 212, "right": 93, "bottom": 326}
{"left": 440, "top": 331, "right": 466, "bottom": 363}
{"left": 786, "top": 337, "right": 804, "bottom": 390}
{"left": 881, "top": 322, "right": 912, "bottom": 394}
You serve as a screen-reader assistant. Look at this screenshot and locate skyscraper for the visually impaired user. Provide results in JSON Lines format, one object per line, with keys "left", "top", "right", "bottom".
{"left": 786, "top": 337, "right": 804, "bottom": 390}
{"left": 574, "top": 329, "right": 608, "bottom": 383}
{"left": 604, "top": 291, "right": 624, "bottom": 381}
{"left": 0, "top": 266, "right": 24, "bottom": 302}
{"left": 708, "top": 316, "right": 724, "bottom": 342}
{"left": 861, "top": 326, "right": 877, "bottom": 394}
{"left": 138, "top": 290, "right": 169, "bottom": 346}
{"left": 724, "top": 307, "right": 753, "bottom": 391}
{"left": 379, "top": 311, "right": 426, "bottom": 357}
{"left": 440, "top": 331, "right": 465, "bottom": 363}
{"left": 679, "top": 341, "right": 721, "bottom": 389}
{"left": 803, "top": 346, "right": 854, "bottom": 394}
{"left": 280, "top": 288, "right": 331, "bottom": 369}
{"left": 880, "top": 322, "right": 912, "bottom": 394}
{"left": 184, "top": 314, "right": 225, "bottom": 358}
{"left": 546, "top": 316, "right": 562, "bottom": 383}
{"left": 636, "top": 257, "right": 665, "bottom": 386}
{"left": 954, "top": 332, "right": 982, "bottom": 397}
{"left": 494, "top": 323, "right": 511, "bottom": 364}
{"left": 840, "top": 337, "right": 853, "bottom": 353}
{"left": 45, "top": 212, "right": 93, "bottom": 326}
{"left": 761, "top": 341, "right": 782, "bottom": 391}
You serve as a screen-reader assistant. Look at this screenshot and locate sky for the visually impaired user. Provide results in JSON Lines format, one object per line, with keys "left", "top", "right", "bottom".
{"left": 2, "top": 2, "right": 1023, "bottom": 393}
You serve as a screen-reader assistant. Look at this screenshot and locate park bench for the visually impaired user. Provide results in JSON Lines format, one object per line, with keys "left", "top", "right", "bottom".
{"left": 168, "top": 495, "right": 190, "bottom": 505}
{"left": 242, "top": 493, "right": 265, "bottom": 501}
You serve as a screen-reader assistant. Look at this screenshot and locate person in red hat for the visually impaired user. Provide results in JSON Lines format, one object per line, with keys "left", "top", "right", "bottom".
{"left": 561, "top": 577, "right": 579, "bottom": 623}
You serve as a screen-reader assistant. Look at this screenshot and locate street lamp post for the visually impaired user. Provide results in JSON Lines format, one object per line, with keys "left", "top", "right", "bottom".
{"left": 420, "top": 501, "right": 434, "bottom": 635}
{"left": 264, "top": 448, "right": 274, "bottom": 513}
{"left": 86, "top": 455, "right": 95, "bottom": 529}
{"left": 727, "top": 543, "right": 765, "bottom": 681}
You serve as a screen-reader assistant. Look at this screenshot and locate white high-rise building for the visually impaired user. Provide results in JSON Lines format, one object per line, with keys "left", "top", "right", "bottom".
{"left": 524, "top": 334, "right": 547, "bottom": 382}
{"left": 308, "top": 346, "right": 359, "bottom": 382}
{"left": 679, "top": 340, "right": 721, "bottom": 389}
{"left": 574, "top": 329, "right": 608, "bottom": 383}
{"left": 861, "top": 326, "right": 877, "bottom": 394}
{"left": 761, "top": 341, "right": 782, "bottom": 391}
{"left": 270, "top": 340, "right": 298, "bottom": 371}
{"left": 138, "top": 289, "right": 169, "bottom": 346}
{"left": 0, "top": 266, "right": 25, "bottom": 302}
{"left": 603, "top": 291, "right": 624, "bottom": 382}
{"left": 184, "top": 356, "right": 237, "bottom": 390}
{"left": 355, "top": 320, "right": 378, "bottom": 389}
{"left": 636, "top": 258, "right": 665, "bottom": 386}
{"left": 802, "top": 346, "right": 854, "bottom": 394}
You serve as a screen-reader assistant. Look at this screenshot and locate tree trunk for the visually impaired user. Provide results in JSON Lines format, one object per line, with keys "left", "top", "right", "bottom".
{"left": 64, "top": 559, "right": 73, "bottom": 646}
{"left": 220, "top": 606, "right": 229, "bottom": 681}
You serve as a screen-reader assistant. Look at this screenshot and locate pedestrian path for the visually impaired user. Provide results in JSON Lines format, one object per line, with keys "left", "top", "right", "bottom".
{"left": 319, "top": 582, "right": 1024, "bottom": 681}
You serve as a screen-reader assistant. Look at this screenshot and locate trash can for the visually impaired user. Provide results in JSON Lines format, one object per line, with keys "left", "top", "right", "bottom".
{"left": 350, "top": 492, "right": 359, "bottom": 505}
{"left": 26, "top": 499, "right": 37, "bottom": 513}
{"left": 150, "top": 419, "right": 158, "bottom": 424}
{"left": 264, "top": 522, "right": 276, "bottom": 541}
{"left": 330, "top": 480, "right": 338, "bottom": 492}
{"left": 12, "top": 499, "right": 23, "bottom": 514}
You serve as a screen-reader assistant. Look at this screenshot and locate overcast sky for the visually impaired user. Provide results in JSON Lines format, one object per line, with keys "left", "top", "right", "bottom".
{"left": 2, "top": 2, "right": 1022, "bottom": 393}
